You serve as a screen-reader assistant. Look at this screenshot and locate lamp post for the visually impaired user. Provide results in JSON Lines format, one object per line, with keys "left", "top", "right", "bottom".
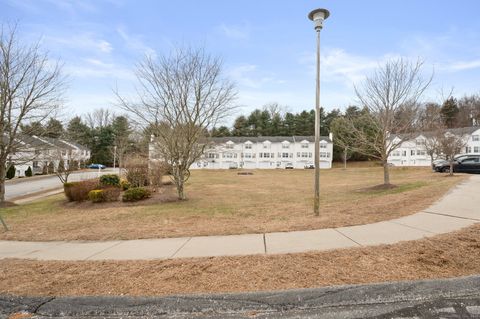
{"left": 308, "top": 8, "right": 329, "bottom": 216}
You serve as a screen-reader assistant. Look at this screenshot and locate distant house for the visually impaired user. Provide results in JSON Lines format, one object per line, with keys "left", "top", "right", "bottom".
{"left": 387, "top": 126, "right": 480, "bottom": 166}
{"left": 8, "top": 135, "right": 90, "bottom": 177}
{"left": 149, "top": 134, "right": 333, "bottom": 170}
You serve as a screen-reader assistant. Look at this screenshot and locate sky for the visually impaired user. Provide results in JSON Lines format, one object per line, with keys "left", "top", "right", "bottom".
{"left": 1, "top": 0, "right": 480, "bottom": 125}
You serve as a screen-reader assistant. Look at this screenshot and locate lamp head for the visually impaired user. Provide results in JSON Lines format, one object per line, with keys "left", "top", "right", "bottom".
{"left": 308, "top": 8, "right": 330, "bottom": 30}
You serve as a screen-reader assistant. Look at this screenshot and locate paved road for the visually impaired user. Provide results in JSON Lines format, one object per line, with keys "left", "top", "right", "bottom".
{"left": 1, "top": 175, "right": 479, "bottom": 261}
{"left": 4, "top": 169, "right": 119, "bottom": 201}
{"left": 2, "top": 275, "right": 480, "bottom": 318}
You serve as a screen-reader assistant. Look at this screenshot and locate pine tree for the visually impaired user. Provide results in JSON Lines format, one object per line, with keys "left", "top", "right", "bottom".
{"left": 6, "top": 165, "right": 15, "bottom": 179}
{"left": 441, "top": 97, "right": 459, "bottom": 128}
{"left": 25, "top": 166, "right": 33, "bottom": 177}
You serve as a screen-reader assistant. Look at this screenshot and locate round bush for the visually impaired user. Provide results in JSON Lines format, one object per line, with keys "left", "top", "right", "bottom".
{"left": 88, "top": 189, "right": 105, "bottom": 203}
{"left": 100, "top": 174, "right": 120, "bottom": 187}
{"left": 122, "top": 187, "right": 151, "bottom": 202}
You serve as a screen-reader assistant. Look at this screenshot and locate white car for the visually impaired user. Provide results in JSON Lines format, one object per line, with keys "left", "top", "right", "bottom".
{"left": 285, "top": 163, "right": 294, "bottom": 169}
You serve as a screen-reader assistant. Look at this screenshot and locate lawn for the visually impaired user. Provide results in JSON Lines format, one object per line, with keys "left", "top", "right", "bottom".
{"left": 1, "top": 222, "right": 479, "bottom": 297}
{"left": 0, "top": 166, "right": 466, "bottom": 241}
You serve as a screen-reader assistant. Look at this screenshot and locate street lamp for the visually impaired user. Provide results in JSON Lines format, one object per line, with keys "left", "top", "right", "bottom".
{"left": 308, "top": 8, "right": 329, "bottom": 216}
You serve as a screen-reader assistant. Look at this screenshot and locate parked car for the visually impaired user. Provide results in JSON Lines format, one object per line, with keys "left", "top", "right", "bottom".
{"left": 304, "top": 163, "right": 314, "bottom": 169}
{"left": 285, "top": 162, "right": 294, "bottom": 169}
{"left": 87, "top": 163, "right": 106, "bottom": 169}
{"left": 435, "top": 155, "right": 480, "bottom": 173}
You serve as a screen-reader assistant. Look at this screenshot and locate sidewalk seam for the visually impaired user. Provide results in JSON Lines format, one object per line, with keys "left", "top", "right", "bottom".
{"left": 333, "top": 229, "right": 362, "bottom": 247}
{"left": 170, "top": 237, "right": 192, "bottom": 258}
{"left": 387, "top": 220, "right": 436, "bottom": 234}
{"left": 84, "top": 241, "right": 123, "bottom": 260}
{"left": 263, "top": 233, "right": 267, "bottom": 254}
{"left": 423, "top": 211, "right": 480, "bottom": 222}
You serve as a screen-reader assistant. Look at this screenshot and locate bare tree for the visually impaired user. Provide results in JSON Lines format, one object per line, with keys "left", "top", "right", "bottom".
{"left": 84, "top": 108, "right": 113, "bottom": 130}
{"left": 0, "top": 24, "right": 64, "bottom": 208}
{"left": 116, "top": 47, "right": 237, "bottom": 199}
{"left": 423, "top": 129, "right": 443, "bottom": 165}
{"left": 348, "top": 58, "right": 431, "bottom": 186}
{"left": 330, "top": 116, "right": 354, "bottom": 169}
{"left": 438, "top": 130, "right": 468, "bottom": 176}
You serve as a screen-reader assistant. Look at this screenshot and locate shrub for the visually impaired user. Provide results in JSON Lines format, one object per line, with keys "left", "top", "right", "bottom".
{"left": 120, "top": 179, "right": 131, "bottom": 191}
{"left": 48, "top": 162, "right": 55, "bottom": 174}
{"left": 42, "top": 164, "right": 48, "bottom": 175}
{"left": 102, "top": 187, "right": 121, "bottom": 201}
{"left": 122, "top": 187, "right": 151, "bottom": 202}
{"left": 58, "top": 160, "right": 65, "bottom": 173}
{"left": 100, "top": 174, "right": 120, "bottom": 187}
{"left": 63, "top": 179, "right": 99, "bottom": 202}
{"left": 25, "top": 166, "right": 33, "bottom": 177}
{"left": 149, "top": 161, "right": 168, "bottom": 190}
{"left": 88, "top": 189, "right": 105, "bottom": 203}
{"left": 6, "top": 165, "right": 15, "bottom": 179}
{"left": 124, "top": 156, "right": 149, "bottom": 187}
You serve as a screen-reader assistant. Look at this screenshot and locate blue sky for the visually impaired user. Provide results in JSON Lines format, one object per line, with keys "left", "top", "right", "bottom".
{"left": 2, "top": 0, "right": 480, "bottom": 124}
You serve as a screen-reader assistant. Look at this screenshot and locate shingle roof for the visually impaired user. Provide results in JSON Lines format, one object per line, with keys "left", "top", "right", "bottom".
{"left": 391, "top": 126, "right": 480, "bottom": 141}
{"left": 210, "top": 135, "right": 331, "bottom": 144}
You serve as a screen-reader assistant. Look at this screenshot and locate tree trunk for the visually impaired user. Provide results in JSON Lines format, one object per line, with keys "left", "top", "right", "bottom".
{"left": 0, "top": 165, "right": 6, "bottom": 204}
{"left": 343, "top": 147, "right": 347, "bottom": 169}
{"left": 173, "top": 168, "right": 186, "bottom": 200}
{"left": 383, "top": 160, "right": 390, "bottom": 185}
{"left": 0, "top": 165, "right": 8, "bottom": 230}
{"left": 449, "top": 161, "right": 454, "bottom": 176}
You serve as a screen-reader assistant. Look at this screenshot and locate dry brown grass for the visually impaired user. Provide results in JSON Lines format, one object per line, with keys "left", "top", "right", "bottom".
{"left": 1, "top": 222, "right": 479, "bottom": 297}
{"left": 0, "top": 167, "right": 466, "bottom": 241}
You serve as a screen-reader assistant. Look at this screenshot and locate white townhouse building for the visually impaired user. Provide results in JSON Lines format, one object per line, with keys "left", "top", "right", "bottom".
{"left": 387, "top": 127, "right": 480, "bottom": 167}
{"left": 9, "top": 135, "right": 91, "bottom": 177}
{"left": 150, "top": 134, "right": 334, "bottom": 170}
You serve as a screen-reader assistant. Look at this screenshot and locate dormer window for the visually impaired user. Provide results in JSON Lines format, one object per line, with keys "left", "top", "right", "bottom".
{"left": 225, "top": 141, "right": 234, "bottom": 149}
{"left": 244, "top": 141, "right": 252, "bottom": 149}
{"left": 282, "top": 141, "right": 290, "bottom": 149}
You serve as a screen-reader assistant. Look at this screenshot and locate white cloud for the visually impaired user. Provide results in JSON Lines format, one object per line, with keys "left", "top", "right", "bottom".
{"left": 218, "top": 23, "right": 250, "bottom": 40}
{"left": 64, "top": 58, "right": 134, "bottom": 80}
{"left": 44, "top": 33, "right": 113, "bottom": 54}
{"left": 228, "top": 64, "right": 284, "bottom": 89}
{"left": 438, "top": 59, "right": 480, "bottom": 72}
{"left": 116, "top": 26, "right": 156, "bottom": 57}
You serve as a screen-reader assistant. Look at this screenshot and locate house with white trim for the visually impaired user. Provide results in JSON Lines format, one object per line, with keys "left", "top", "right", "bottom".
{"left": 149, "top": 134, "right": 334, "bottom": 170}
{"left": 8, "top": 135, "right": 91, "bottom": 177}
{"left": 387, "top": 127, "right": 480, "bottom": 166}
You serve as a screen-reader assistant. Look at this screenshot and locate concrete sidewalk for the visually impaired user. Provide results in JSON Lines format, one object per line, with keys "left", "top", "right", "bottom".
{"left": 1, "top": 176, "right": 479, "bottom": 261}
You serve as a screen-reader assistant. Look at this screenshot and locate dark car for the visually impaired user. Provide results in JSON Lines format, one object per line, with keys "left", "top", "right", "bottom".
{"left": 435, "top": 155, "right": 480, "bottom": 173}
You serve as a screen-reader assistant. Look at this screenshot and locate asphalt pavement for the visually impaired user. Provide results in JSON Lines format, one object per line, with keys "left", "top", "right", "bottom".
{"left": 2, "top": 275, "right": 480, "bottom": 318}
{"left": 4, "top": 169, "right": 119, "bottom": 201}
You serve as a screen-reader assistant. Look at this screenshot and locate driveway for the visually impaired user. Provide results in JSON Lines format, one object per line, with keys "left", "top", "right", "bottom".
{"left": 5, "top": 169, "right": 119, "bottom": 201}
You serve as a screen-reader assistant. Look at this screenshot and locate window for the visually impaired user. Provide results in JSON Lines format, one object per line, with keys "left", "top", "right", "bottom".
{"left": 282, "top": 153, "right": 289, "bottom": 158}
{"left": 263, "top": 145, "right": 268, "bottom": 149}
{"left": 466, "top": 147, "right": 472, "bottom": 153}
{"left": 319, "top": 143, "right": 327, "bottom": 149}
{"left": 320, "top": 152, "right": 330, "bottom": 158}
{"left": 297, "top": 152, "right": 300, "bottom": 157}
{"left": 309, "top": 152, "right": 312, "bottom": 158}
{"left": 244, "top": 153, "right": 252, "bottom": 158}
{"left": 473, "top": 135, "right": 479, "bottom": 141}
{"left": 301, "top": 143, "right": 309, "bottom": 149}
{"left": 33, "top": 161, "right": 39, "bottom": 168}
{"left": 226, "top": 144, "right": 234, "bottom": 149}
{"left": 475, "top": 147, "right": 480, "bottom": 153}
{"left": 416, "top": 150, "right": 426, "bottom": 156}
{"left": 392, "top": 151, "right": 401, "bottom": 156}
{"left": 271, "top": 153, "right": 274, "bottom": 158}
{"left": 282, "top": 143, "right": 289, "bottom": 149}
{"left": 411, "top": 150, "right": 415, "bottom": 156}
{"left": 416, "top": 139, "right": 425, "bottom": 146}
{"left": 208, "top": 153, "right": 215, "bottom": 159}
{"left": 301, "top": 152, "right": 308, "bottom": 158}
{"left": 263, "top": 153, "right": 270, "bottom": 158}
{"left": 402, "top": 151, "right": 407, "bottom": 157}
{"left": 245, "top": 144, "right": 252, "bottom": 149}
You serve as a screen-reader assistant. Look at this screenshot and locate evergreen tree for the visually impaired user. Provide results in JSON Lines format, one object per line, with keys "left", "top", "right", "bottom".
{"left": 58, "top": 159, "right": 65, "bottom": 173}
{"left": 232, "top": 115, "right": 248, "bottom": 136}
{"left": 48, "top": 162, "right": 55, "bottom": 174}
{"left": 25, "top": 166, "right": 33, "bottom": 177}
{"left": 6, "top": 165, "right": 15, "bottom": 179}
{"left": 45, "top": 118, "right": 64, "bottom": 138}
{"left": 21, "top": 121, "right": 45, "bottom": 136}
{"left": 441, "top": 97, "right": 459, "bottom": 128}
{"left": 66, "top": 116, "right": 91, "bottom": 146}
